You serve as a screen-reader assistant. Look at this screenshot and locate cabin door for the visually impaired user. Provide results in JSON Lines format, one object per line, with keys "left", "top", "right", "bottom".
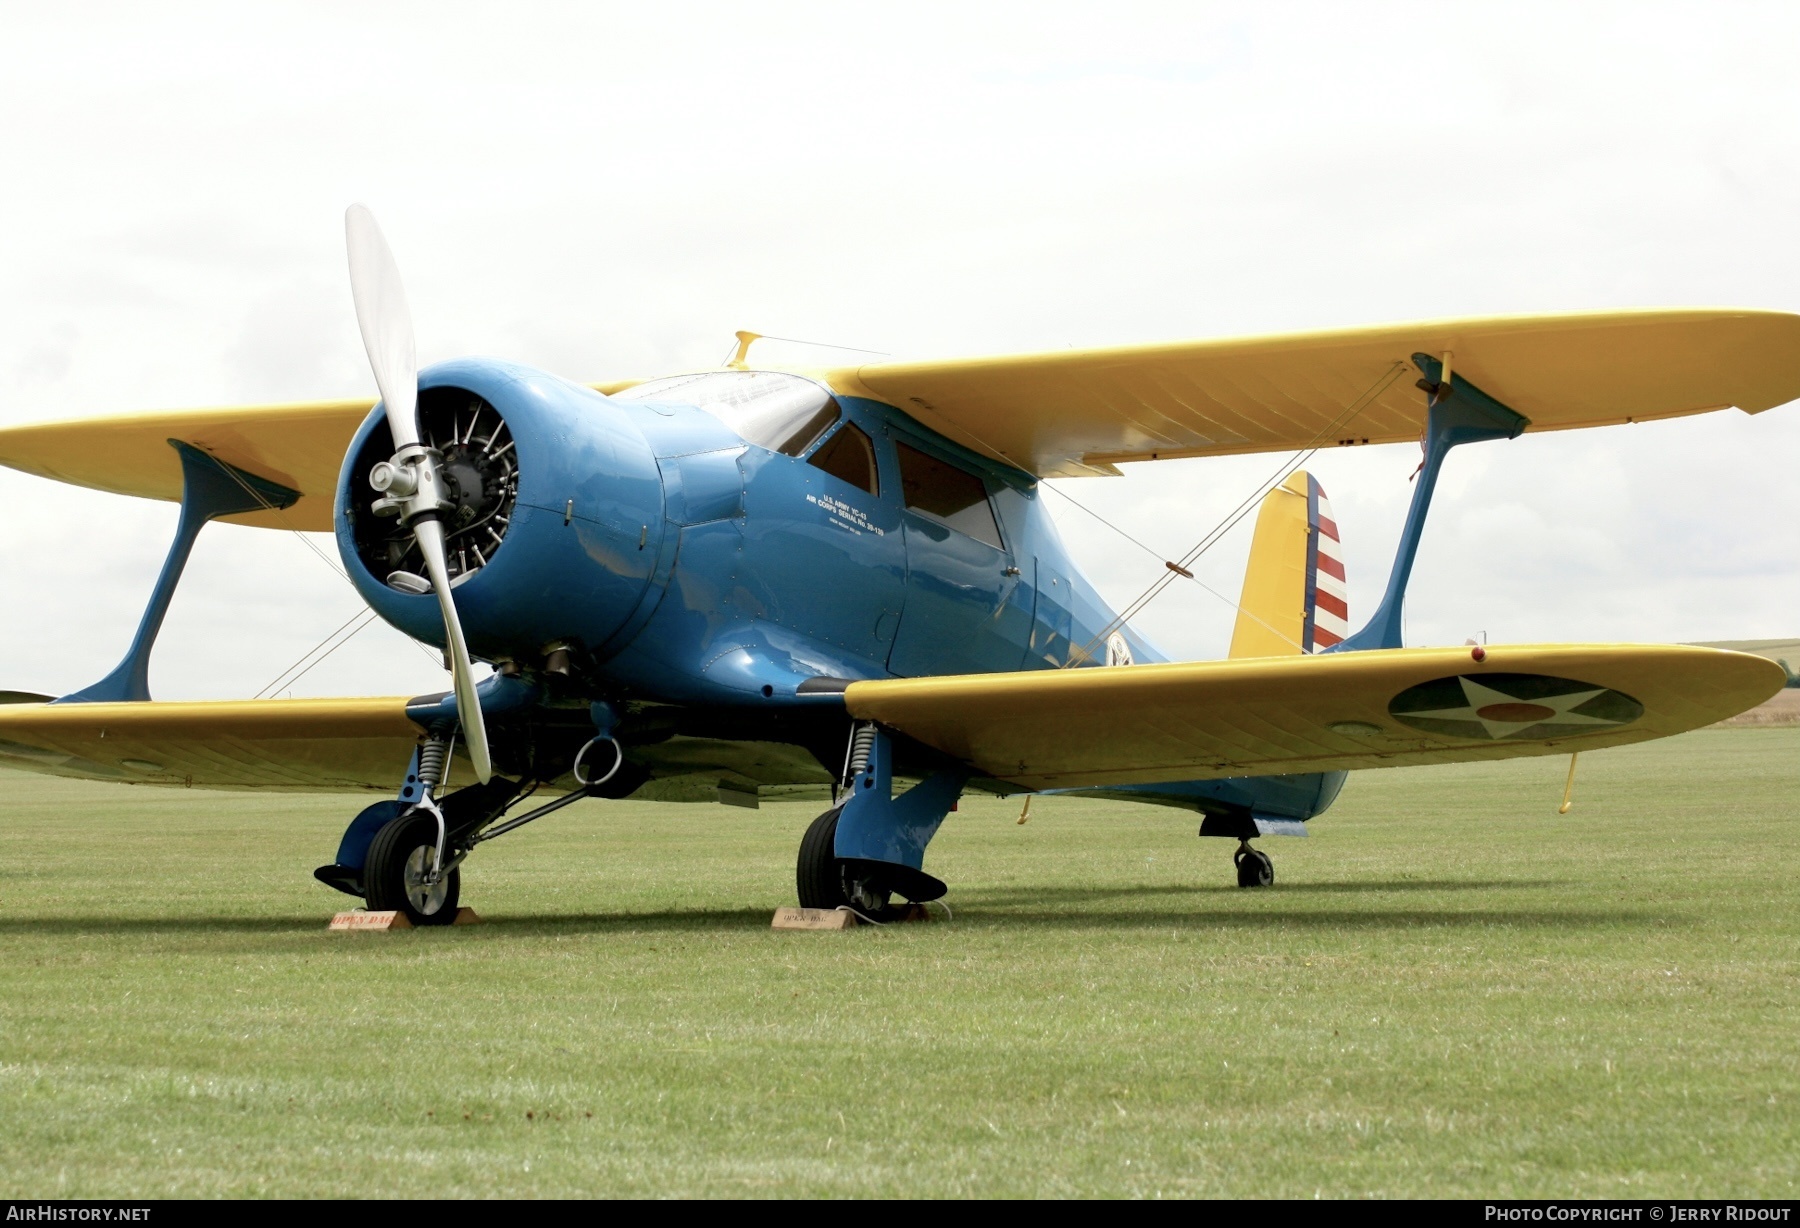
{"left": 886, "top": 438, "right": 1033, "bottom": 677}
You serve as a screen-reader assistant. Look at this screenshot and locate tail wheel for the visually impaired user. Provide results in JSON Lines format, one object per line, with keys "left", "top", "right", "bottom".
{"left": 1234, "top": 844, "right": 1274, "bottom": 889}
{"left": 365, "top": 810, "right": 461, "bottom": 925}
{"left": 796, "top": 806, "right": 901, "bottom": 921}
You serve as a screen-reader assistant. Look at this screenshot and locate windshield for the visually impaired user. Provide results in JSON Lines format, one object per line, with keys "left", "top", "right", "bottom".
{"left": 612, "top": 370, "right": 840, "bottom": 457}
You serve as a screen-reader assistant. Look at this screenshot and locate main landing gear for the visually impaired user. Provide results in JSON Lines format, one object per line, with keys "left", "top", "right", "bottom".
{"left": 796, "top": 805, "right": 921, "bottom": 923}
{"left": 793, "top": 722, "right": 964, "bottom": 923}
{"left": 1234, "top": 839, "right": 1274, "bottom": 888}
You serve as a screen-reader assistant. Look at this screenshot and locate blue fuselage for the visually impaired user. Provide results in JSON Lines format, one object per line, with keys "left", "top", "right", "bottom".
{"left": 334, "top": 358, "right": 1341, "bottom": 826}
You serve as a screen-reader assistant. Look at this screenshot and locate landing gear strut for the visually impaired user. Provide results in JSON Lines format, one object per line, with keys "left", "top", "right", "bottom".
{"left": 793, "top": 722, "right": 961, "bottom": 921}
{"left": 1234, "top": 839, "right": 1274, "bottom": 889}
{"left": 316, "top": 701, "right": 641, "bottom": 924}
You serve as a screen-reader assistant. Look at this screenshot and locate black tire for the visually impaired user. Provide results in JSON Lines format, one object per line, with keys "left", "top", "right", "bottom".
{"left": 795, "top": 806, "right": 902, "bottom": 920}
{"left": 1234, "top": 847, "right": 1274, "bottom": 889}
{"left": 796, "top": 806, "right": 847, "bottom": 909}
{"left": 365, "top": 810, "right": 461, "bottom": 925}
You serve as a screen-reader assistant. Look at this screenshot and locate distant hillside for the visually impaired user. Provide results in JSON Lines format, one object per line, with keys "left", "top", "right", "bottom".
{"left": 1689, "top": 638, "right": 1800, "bottom": 663}
{"left": 1689, "top": 640, "right": 1800, "bottom": 725}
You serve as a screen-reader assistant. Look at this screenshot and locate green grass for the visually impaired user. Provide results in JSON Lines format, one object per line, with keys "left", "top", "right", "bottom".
{"left": 2, "top": 729, "right": 1798, "bottom": 1198}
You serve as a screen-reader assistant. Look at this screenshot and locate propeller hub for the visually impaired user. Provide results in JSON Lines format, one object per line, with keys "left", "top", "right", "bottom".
{"left": 368, "top": 458, "right": 416, "bottom": 497}
{"left": 370, "top": 447, "right": 455, "bottom": 526}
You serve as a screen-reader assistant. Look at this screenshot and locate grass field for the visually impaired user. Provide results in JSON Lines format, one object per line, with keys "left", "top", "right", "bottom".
{"left": 2, "top": 729, "right": 1797, "bottom": 1198}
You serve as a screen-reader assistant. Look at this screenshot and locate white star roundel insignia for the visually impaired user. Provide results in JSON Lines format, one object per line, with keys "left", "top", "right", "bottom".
{"left": 1388, "top": 672, "right": 1644, "bottom": 741}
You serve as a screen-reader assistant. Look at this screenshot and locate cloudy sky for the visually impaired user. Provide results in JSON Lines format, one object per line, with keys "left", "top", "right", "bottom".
{"left": 2, "top": 2, "right": 1797, "bottom": 700}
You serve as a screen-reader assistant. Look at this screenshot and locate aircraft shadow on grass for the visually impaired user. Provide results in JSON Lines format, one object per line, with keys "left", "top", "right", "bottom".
{"left": 968, "top": 908, "right": 1668, "bottom": 931}
{"left": 963, "top": 879, "right": 1560, "bottom": 905}
{"left": 0, "top": 907, "right": 777, "bottom": 938}
{"left": 0, "top": 890, "right": 1668, "bottom": 937}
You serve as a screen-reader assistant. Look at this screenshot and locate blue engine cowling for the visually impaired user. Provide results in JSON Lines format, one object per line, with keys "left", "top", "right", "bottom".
{"left": 334, "top": 358, "right": 667, "bottom": 667}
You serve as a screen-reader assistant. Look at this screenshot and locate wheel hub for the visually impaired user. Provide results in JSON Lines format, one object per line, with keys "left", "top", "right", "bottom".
{"left": 403, "top": 845, "right": 452, "bottom": 915}
{"left": 842, "top": 867, "right": 896, "bottom": 918}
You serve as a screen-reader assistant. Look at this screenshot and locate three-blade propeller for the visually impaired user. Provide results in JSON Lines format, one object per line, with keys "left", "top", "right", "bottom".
{"left": 344, "top": 204, "right": 492, "bottom": 784}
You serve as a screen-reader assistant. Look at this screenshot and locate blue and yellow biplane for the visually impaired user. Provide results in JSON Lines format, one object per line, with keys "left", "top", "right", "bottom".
{"left": 0, "top": 207, "right": 1793, "bottom": 923}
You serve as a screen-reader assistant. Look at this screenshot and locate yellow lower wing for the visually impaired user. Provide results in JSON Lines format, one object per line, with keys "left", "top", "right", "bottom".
{"left": 842, "top": 644, "right": 1782, "bottom": 789}
{"left": 0, "top": 697, "right": 420, "bottom": 791}
{"left": 0, "top": 645, "right": 1777, "bottom": 794}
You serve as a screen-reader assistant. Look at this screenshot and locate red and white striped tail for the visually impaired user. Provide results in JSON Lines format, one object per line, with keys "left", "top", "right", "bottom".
{"left": 1307, "top": 482, "right": 1348, "bottom": 652}
{"left": 1229, "top": 470, "right": 1351, "bottom": 659}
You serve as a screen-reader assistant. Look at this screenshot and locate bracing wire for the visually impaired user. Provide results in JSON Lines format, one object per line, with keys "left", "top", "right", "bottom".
{"left": 1039, "top": 482, "right": 1167, "bottom": 565}
{"left": 201, "top": 449, "right": 448, "bottom": 675}
{"left": 1065, "top": 361, "right": 1407, "bottom": 665}
{"left": 1039, "top": 482, "right": 1305, "bottom": 653}
{"left": 254, "top": 608, "right": 380, "bottom": 699}
{"left": 201, "top": 451, "right": 352, "bottom": 584}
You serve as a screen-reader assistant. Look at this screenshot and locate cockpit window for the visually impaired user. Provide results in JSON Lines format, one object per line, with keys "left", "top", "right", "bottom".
{"left": 612, "top": 370, "right": 839, "bottom": 457}
{"left": 807, "top": 422, "right": 879, "bottom": 495}
{"left": 896, "top": 440, "right": 1003, "bottom": 548}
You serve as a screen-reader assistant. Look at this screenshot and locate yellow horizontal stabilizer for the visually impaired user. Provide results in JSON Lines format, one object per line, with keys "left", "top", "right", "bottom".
{"left": 0, "top": 696, "right": 421, "bottom": 790}
{"left": 842, "top": 644, "right": 1782, "bottom": 789}
{"left": 0, "top": 400, "right": 376, "bottom": 531}
{"left": 826, "top": 309, "right": 1800, "bottom": 477}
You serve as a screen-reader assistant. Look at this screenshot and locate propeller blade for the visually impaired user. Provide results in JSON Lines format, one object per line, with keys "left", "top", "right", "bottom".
{"left": 344, "top": 203, "right": 419, "bottom": 451}
{"left": 345, "top": 203, "right": 491, "bottom": 784}
{"left": 413, "top": 517, "right": 493, "bottom": 784}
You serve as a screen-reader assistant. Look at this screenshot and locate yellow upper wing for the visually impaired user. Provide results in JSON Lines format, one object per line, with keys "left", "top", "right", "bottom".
{"left": 0, "top": 697, "right": 420, "bottom": 790}
{"left": 0, "top": 399, "right": 374, "bottom": 531}
{"left": 7, "top": 310, "right": 1797, "bottom": 517}
{"left": 842, "top": 644, "right": 1782, "bottom": 789}
{"left": 827, "top": 309, "right": 1800, "bottom": 477}
{"left": 0, "top": 383, "right": 646, "bottom": 531}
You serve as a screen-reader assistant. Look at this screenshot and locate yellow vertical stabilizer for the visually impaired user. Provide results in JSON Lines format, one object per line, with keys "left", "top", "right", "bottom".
{"left": 1229, "top": 474, "right": 1310, "bottom": 658}
{"left": 1228, "top": 471, "right": 1346, "bottom": 658}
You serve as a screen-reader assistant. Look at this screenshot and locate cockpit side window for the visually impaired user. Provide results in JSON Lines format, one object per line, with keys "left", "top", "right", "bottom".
{"left": 772, "top": 402, "right": 840, "bottom": 457}
{"left": 611, "top": 370, "right": 839, "bottom": 456}
{"left": 895, "top": 441, "right": 1003, "bottom": 549}
{"left": 807, "top": 422, "right": 878, "bottom": 495}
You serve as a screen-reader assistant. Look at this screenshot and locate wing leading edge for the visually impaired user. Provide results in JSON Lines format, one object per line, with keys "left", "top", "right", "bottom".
{"left": 7, "top": 311, "right": 1797, "bottom": 518}
{"left": 826, "top": 309, "right": 1800, "bottom": 477}
{"left": 840, "top": 644, "right": 1783, "bottom": 790}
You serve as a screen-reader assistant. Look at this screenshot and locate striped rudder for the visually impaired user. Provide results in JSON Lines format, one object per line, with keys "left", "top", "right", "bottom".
{"left": 1229, "top": 471, "right": 1348, "bottom": 658}
{"left": 1305, "top": 479, "right": 1347, "bottom": 651}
